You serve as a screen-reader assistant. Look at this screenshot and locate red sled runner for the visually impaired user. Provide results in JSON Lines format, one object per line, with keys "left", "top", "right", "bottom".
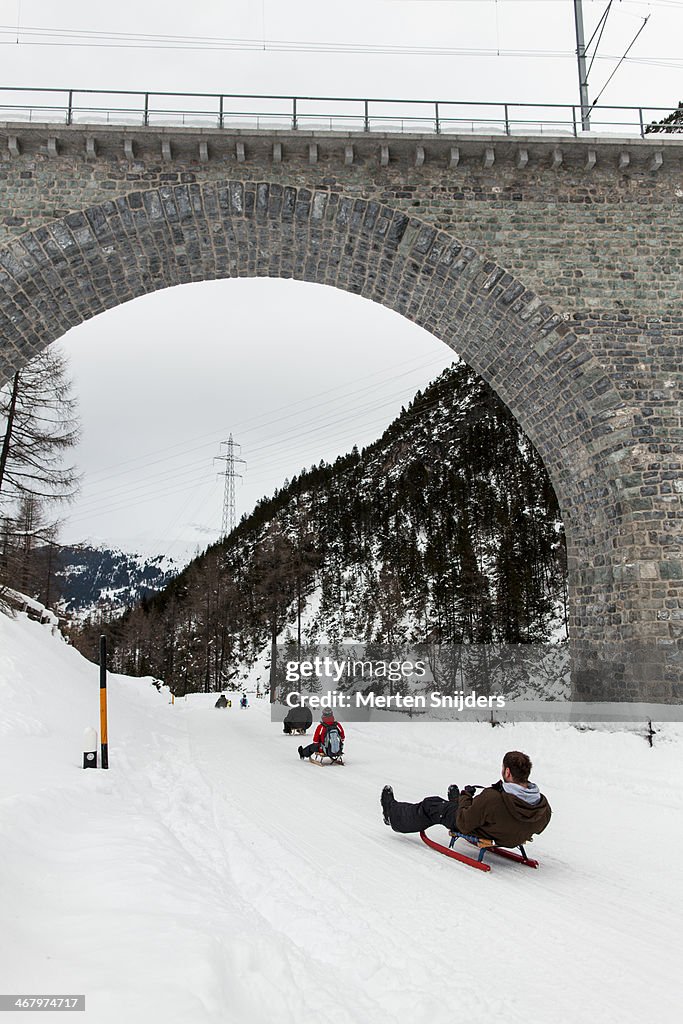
{"left": 420, "top": 829, "right": 539, "bottom": 873}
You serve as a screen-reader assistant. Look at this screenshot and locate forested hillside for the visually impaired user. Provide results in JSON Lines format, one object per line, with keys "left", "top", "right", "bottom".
{"left": 72, "top": 362, "right": 568, "bottom": 694}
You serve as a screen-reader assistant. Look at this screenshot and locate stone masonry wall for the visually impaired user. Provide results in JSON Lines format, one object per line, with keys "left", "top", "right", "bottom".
{"left": 0, "top": 125, "right": 681, "bottom": 700}
{"left": 1, "top": 128, "right": 681, "bottom": 314}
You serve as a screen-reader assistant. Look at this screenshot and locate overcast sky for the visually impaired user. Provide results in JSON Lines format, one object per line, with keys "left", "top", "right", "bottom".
{"left": 1, "top": 1, "right": 681, "bottom": 561}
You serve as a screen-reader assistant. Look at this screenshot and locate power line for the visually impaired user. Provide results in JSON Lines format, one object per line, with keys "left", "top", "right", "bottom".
{"left": 71, "top": 355, "right": 449, "bottom": 509}
{"left": 65, "top": 368, "right": 455, "bottom": 525}
{"left": 69, "top": 374, "right": 450, "bottom": 517}
{"left": 64, "top": 410, "right": 397, "bottom": 525}
{"left": 82, "top": 353, "right": 446, "bottom": 484}
{"left": 155, "top": 476, "right": 220, "bottom": 556}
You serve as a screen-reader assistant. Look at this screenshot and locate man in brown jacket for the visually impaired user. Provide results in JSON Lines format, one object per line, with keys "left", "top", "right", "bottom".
{"left": 381, "top": 750, "right": 551, "bottom": 848}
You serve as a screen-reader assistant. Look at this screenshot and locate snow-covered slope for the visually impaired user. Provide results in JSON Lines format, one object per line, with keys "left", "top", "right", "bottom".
{"left": 0, "top": 611, "right": 680, "bottom": 1024}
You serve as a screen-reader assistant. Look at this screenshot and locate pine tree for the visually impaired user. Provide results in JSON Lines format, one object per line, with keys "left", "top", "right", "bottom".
{"left": 0, "top": 346, "right": 80, "bottom": 505}
{"left": 646, "top": 101, "right": 683, "bottom": 133}
{"left": 250, "top": 524, "right": 298, "bottom": 701}
{"left": 0, "top": 346, "right": 80, "bottom": 602}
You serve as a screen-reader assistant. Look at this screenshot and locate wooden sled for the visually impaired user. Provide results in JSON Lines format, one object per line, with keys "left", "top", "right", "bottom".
{"left": 420, "top": 829, "right": 539, "bottom": 873}
{"left": 309, "top": 751, "right": 345, "bottom": 767}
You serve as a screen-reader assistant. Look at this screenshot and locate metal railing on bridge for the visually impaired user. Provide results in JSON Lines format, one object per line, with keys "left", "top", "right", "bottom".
{"left": 0, "top": 88, "right": 679, "bottom": 138}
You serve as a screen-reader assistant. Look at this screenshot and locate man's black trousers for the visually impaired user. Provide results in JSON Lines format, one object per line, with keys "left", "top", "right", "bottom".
{"left": 386, "top": 792, "right": 460, "bottom": 833}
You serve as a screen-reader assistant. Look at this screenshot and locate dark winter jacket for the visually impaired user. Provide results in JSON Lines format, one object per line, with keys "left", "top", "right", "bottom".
{"left": 283, "top": 706, "right": 313, "bottom": 730}
{"left": 455, "top": 780, "right": 551, "bottom": 847}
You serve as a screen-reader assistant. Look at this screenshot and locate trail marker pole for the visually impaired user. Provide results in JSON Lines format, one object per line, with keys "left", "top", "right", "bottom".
{"left": 99, "top": 635, "right": 109, "bottom": 769}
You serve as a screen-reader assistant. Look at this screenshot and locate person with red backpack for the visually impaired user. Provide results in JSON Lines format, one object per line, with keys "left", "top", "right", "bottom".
{"left": 298, "top": 708, "right": 345, "bottom": 761}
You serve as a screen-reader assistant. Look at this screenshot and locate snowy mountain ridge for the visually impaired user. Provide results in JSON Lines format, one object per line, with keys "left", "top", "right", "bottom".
{"left": 53, "top": 543, "right": 179, "bottom": 619}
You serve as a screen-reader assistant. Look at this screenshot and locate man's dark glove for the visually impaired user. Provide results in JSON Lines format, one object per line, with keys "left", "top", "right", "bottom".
{"left": 463, "top": 785, "right": 477, "bottom": 797}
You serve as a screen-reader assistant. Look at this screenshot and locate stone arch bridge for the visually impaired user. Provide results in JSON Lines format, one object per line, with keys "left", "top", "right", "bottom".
{"left": 1, "top": 122, "right": 681, "bottom": 701}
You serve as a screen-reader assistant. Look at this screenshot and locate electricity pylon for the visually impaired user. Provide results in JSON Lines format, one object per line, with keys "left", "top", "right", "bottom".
{"left": 215, "top": 434, "right": 246, "bottom": 540}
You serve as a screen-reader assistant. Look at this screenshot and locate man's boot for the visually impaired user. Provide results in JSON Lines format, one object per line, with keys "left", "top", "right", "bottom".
{"left": 381, "top": 785, "right": 394, "bottom": 826}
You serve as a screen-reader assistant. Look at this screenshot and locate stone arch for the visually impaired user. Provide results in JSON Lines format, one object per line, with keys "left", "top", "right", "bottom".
{"left": 0, "top": 181, "right": 667, "bottom": 698}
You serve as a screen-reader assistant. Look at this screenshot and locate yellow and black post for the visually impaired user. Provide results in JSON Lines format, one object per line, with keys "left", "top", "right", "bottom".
{"left": 99, "top": 634, "right": 109, "bottom": 769}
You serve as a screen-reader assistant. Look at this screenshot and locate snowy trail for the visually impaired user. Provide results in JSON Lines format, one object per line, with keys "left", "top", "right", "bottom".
{"left": 1, "top": 613, "right": 681, "bottom": 1024}
{"left": 180, "top": 705, "right": 681, "bottom": 1024}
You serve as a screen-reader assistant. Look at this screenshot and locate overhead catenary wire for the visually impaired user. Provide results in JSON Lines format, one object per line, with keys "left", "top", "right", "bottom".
{"left": 385, "top": 1, "right": 678, "bottom": 4}
{"left": 0, "top": 22, "right": 677, "bottom": 64}
{"left": 589, "top": 13, "right": 652, "bottom": 107}
{"left": 585, "top": 0, "right": 615, "bottom": 78}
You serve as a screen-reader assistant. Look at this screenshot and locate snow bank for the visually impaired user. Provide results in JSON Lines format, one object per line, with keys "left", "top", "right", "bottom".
{"left": 0, "top": 611, "right": 681, "bottom": 1024}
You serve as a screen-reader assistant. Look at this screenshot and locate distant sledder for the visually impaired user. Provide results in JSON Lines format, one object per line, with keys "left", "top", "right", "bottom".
{"left": 240, "top": 694, "right": 249, "bottom": 709}
{"left": 283, "top": 705, "right": 313, "bottom": 735}
{"left": 298, "top": 708, "right": 345, "bottom": 765}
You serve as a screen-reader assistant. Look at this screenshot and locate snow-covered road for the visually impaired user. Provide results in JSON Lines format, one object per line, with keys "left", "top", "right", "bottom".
{"left": 1, "top": 612, "right": 680, "bottom": 1024}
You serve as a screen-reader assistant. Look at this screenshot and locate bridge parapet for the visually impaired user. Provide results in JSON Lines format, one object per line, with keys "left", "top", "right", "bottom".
{"left": 0, "top": 86, "right": 679, "bottom": 138}
{"left": 1, "top": 123, "right": 682, "bottom": 174}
